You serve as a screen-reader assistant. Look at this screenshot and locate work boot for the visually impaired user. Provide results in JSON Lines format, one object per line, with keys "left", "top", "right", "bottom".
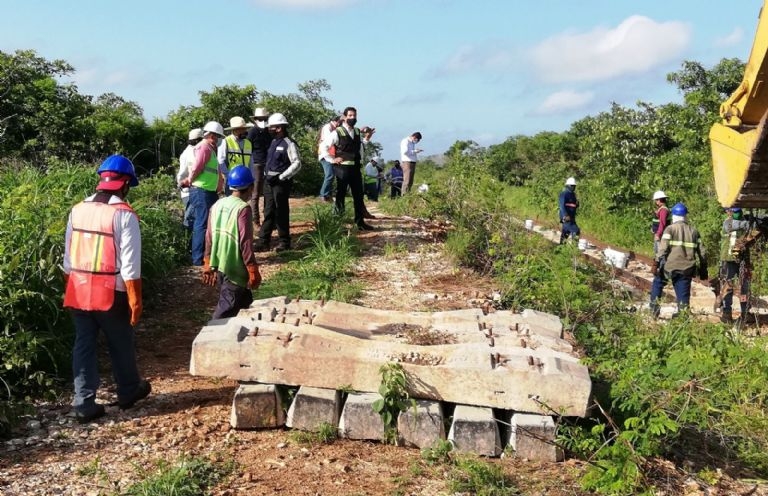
{"left": 650, "top": 303, "right": 660, "bottom": 320}
{"left": 357, "top": 223, "right": 375, "bottom": 231}
{"left": 253, "top": 238, "right": 271, "bottom": 252}
{"left": 75, "top": 403, "right": 106, "bottom": 424}
{"left": 275, "top": 243, "right": 291, "bottom": 253}
{"left": 720, "top": 309, "right": 733, "bottom": 324}
{"left": 119, "top": 380, "right": 152, "bottom": 410}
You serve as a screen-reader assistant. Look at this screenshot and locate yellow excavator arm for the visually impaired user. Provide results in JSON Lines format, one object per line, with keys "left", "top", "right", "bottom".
{"left": 711, "top": 1, "right": 768, "bottom": 207}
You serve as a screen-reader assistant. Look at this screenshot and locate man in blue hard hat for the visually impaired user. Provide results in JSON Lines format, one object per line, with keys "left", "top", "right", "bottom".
{"left": 203, "top": 165, "right": 262, "bottom": 319}
{"left": 718, "top": 207, "right": 752, "bottom": 324}
{"left": 650, "top": 202, "right": 707, "bottom": 318}
{"left": 63, "top": 155, "right": 151, "bottom": 422}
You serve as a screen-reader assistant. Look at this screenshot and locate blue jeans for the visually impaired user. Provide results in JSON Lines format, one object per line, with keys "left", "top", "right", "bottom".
{"left": 319, "top": 159, "right": 334, "bottom": 198}
{"left": 181, "top": 195, "right": 193, "bottom": 231}
{"left": 213, "top": 274, "right": 254, "bottom": 320}
{"left": 189, "top": 186, "right": 218, "bottom": 266}
{"left": 650, "top": 269, "right": 692, "bottom": 312}
{"left": 71, "top": 291, "right": 141, "bottom": 413}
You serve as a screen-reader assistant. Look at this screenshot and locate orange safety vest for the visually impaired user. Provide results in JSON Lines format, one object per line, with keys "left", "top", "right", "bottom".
{"left": 63, "top": 199, "right": 135, "bottom": 311}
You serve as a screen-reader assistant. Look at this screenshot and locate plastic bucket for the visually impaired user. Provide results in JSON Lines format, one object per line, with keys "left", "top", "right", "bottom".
{"left": 578, "top": 238, "right": 588, "bottom": 251}
{"left": 524, "top": 219, "right": 534, "bottom": 230}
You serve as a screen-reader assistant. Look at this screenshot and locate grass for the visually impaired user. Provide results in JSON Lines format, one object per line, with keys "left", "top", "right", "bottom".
{"left": 121, "top": 456, "right": 235, "bottom": 496}
{"left": 288, "top": 422, "right": 339, "bottom": 445}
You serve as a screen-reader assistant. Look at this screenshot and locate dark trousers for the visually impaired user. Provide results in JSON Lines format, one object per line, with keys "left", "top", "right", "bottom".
{"left": 650, "top": 269, "right": 692, "bottom": 313}
{"left": 258, "top": 178, "right": 292, "bottom": 247}
{"left": 391, "top": 183, "right": 402, "bottom": 198}
{"left": 213, "top": 274, "right": 253, "bottom": 319}
{"left": 70, "top": 291, "right": 141, "bottom": 412}
{"left": 720, "top": 261, "right": 749, "bottom": 312}
{"left": 364, "top": 182, "right": 379, "bottom": 201}
{"left": 559, "top": 219, "right": 580, "bottom": 244}
{"left": 333, "top": 164, "right": 366, "bottom": 226}
{"left": 249, "top": 163, "right": 265, "bottom": 224}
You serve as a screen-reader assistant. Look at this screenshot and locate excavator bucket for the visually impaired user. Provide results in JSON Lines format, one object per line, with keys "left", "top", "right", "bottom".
{"left": 711, "top": 111, "right": 768, "bottom": 208}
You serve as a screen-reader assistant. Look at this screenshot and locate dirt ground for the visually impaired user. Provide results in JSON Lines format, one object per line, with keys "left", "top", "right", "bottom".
{"left": 0, "top": 197, "right": 764, "bottom": 495}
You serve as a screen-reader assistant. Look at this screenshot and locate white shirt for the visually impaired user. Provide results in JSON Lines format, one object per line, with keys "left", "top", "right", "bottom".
{"left": 320, "top": 124, "right": 369, "bottom": 163}
{"left": 276, "top": 136, "right": 303, "bottom": 181}
{"left": 364, "top": 162, "right": 380, "bottom": 179}
{"left": 317, "top": 122, "right": 336, "bottom": 160}
{"left": 400, "top": 137, "right": 418, "bottom": 162}
{"left": 177, "top": 145, "right": 195, "bottom": 199}
{"left": 64, "top": 194, "right": 141, "bottom": 291}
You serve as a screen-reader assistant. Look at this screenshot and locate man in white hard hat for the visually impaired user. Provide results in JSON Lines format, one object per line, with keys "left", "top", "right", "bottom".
{"left": 363, "top": 156, "right": 383, "bottom": 201}
{"left": 254, "top": 112, "right": 302, "bottom": 252}
{"left": 180, "top": 121, "right": 225, "bottom": 266}
{"left": 177, "top": 128, "right": 204, "bottom": 231}
{"left": 247, "top": 107, "right": 272, "bottom": 228}
{"left": 558, "top": 177, "right": 580, "bottom": 244}
{"left": 218, "top": 116, "right": 254, "bottom": 196}
{"left": 651, "top": 190, "right": 670, "bottom": 257}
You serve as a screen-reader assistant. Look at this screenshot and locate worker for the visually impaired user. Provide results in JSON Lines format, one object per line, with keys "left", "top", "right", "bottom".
{"left": 385, "top": 160, "right": 404, "bottom": 198}
{"left": 219, "top": 116, "right": 254, "bottom": 196}
{"left": 180, "top": 121, "right": 225, "bottom": 266}
{"left": 177, "top": 128, "right": 204, "bottom": 231}
{"left": 254, "top": 112, "right": 302, "bottom": 252}
{"left": 363, "top": 156, "right": 383, "bottom": 201}
{"left": 399, "top": 131, "right": 423, "bottom": 193}
{"left": 317, "top": 115, "right": 343, "bottom": 202}
{"left": 247, "top": 107, "right": 272, "bottom": 228}
{"left": 63, "top": 155, "right": 151, "bottom": 423}
{"left": 203, "top": 165, "right": 262, "bottom": 319}
{"left": 650, "top": 202, "right": 707, "bottom": 318}
{"left": 651, "top": 190, "right": 671, "bottom": 256}
{"left": 558, "top": 177, "right": 580, "bottom": 244}
{"left": 718, "top": 207, "right": 752, "bottom": 324}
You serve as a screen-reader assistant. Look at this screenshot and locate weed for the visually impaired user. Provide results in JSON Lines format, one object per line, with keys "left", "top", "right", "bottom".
{"left": 372, "top": 363, "right": 413, "bottom": 444}
{"left": 421, "top": 439, "right": 453, "bottom": 465}
{"left": 447, "top": 455, "right": 519, "bottom": 496}
{"left": 289, "top": 422, "right": 338, "bottom": 445}
{"left": 383, "top": 241, "right": 408, "bottom": 259}
{"left": 122, "top": 456, "right": 235, "bottom": 496}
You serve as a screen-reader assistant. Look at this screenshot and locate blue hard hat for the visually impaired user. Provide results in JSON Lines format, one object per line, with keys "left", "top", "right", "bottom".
{"left": 227, "top": 165, "right": 255, "bottom": 190}
{"left": 97, "top": 155, "right": 138, "bottom": 186}
{"left": 671, "top": 202, "right": 688, "bottom": 216}
{"left": 731, "top": 207, "right": 742, "bottom": 213}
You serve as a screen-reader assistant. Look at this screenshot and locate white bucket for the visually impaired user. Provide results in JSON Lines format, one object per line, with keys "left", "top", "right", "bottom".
{"left": 524, "top": 219, "right": 534, "bottom": 230}
{"left": 603, "top": 248, "right": 628, "bottom": 269}
{"left": 578, "top": 238, "right": 588, "bottom": 251}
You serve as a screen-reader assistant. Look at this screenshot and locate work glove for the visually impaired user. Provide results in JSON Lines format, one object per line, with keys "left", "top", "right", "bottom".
{"left": 202, "top": 258, "right": 217, "bottom": 287}
{"left": 125, "top": 279, "right": 143, "bottom": 326}
{"left": 698, "top": 265, "right": 708, "bottom": 281}
{"left": 267, "top": 175, "right": 281, "bottom": 187}
{"left": 562, "top": 215, "right": 571, "bottom": 223}
{"left": 246, "top": 263, "right": 262, "bottom": 289}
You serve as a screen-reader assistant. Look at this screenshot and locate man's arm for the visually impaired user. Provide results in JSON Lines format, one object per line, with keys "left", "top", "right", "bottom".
{"left": 279, "top": 139, "right": 302, "bottom": 180}
{"left": 320, "top": 131, "right": 339, "bottom": 163}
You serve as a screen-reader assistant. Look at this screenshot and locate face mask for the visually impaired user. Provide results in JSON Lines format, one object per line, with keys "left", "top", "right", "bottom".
{"left": 236, "top": 132, "right": 247, "bottom": 140}
{"left": 256, "top": 120, "right": 267, "bottom": 129}
{"left": 268, "top": 128, "right": 278, "bottom": 137}
{"left": 216, "top": 138, "right": 223, "bottom": 147}
{"left": 346, "top": 118, "right": 357, "bottom": 127}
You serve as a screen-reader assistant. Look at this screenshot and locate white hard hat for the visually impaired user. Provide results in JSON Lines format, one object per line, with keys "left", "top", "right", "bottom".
{"left": 267, "top": 112, "right": 289, "bottom": 127}
{"left": 371, "top": 156, "right": 380, "bottom": 163}
{"left": 188, "top": 128, "right": 204, "bottom": 140}
{"left": 226, "top": 116, "right": 253, "bottom": 131}
{"left": 252, "top": 107, "right": 269, "bottom": 118}
{"left": 652, "top": 190, "right": 667, "bottom": 200}
{"left": 565, "top": 177, "right": 577, "bottom": 186}
{"left": 202, "top": 121, "right": 225, "bottom": 137}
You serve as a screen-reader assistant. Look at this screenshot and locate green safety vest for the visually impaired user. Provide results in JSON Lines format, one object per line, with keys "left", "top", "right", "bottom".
{"left": 209, "top": 195, "right": 249, "bottom": 287}
{"left": 192, "top": 145, "right": 219, "bottom": 192}
{"left": 336, "top": 126, "right": 361, "bottom": 166}
{"left": 225, "top": 135, "right": 252, "bottom": 168}
{"left": 720, "top": 218, "right": 748, "bottom": 262}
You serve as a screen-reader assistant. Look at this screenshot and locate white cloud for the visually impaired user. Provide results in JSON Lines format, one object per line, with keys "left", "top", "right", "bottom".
{"left": 714, "top": 27, "right": 744, "bottom": 47}
{"left": 534, "top": 90, "right": 595, "bottom": 115}
{"left": 531, "top": 16, "right": 691, "bottom": 83}
{"left": 430, "top": 40, "right": 517, "bottom": 77}
{"left": 250, "top": 0, "right": 358, "bottom": 9}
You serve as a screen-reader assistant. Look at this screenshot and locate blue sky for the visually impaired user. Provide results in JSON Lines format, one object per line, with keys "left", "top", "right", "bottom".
{"left": 1, "top": 0, "right": 764, "bottom": 160}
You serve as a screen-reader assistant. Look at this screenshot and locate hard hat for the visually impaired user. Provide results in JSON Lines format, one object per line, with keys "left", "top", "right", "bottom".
{"left": 97, "top": 155, "right": 138, "bottom": 187}
{"left": 227, "top": 165, "right": 255, "bottom": 190}
{"left": 671, "top": 202, "right": 688, "bottom": 216}
{"left": 252, "top": 107, "right": 269, "bottom": 118}
{"left": 652, "top": 190, "right": 667, "bottom": 201}
{"left": 202, "top": 121, "right": 225, "bottom": 137}
{"left": 226, "top": 116, "right": 253, "bottom": 131}
{"left": 188, "top": 128, "right": 204, "bottom": 140}
{"left": 565, "top": 177, "right": 577, "bottom": 186}
{"left": 267, "top": 113, "right": 289, "bottom": 127}
{"left": 371, "top": 156, "right": 380, "bottom": 163}
{"left": 730, "top": 207, "right": 743, "bottom": 213}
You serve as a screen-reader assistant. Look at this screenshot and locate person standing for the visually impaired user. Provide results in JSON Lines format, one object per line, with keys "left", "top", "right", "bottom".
{"left": 317, "top": 115, "right": 343, "bottom": 202}
{"left": 63, "top": 155, "right": 151, "bottom": 423}
{"left": 399, "top": 131, "right": 422, "bottom": 193}
{"left": 363, "top": 156, "right": 383, "bottom": 201}
{"left": 247, "top": 107, "right": 272, "bottom": 228}
{"left": 385, "top": 160, "right": 404, "bottom": 198}
{"left": 219, "top": 116, "right": 254, "bottom": 197}
{"left": 255, "top": 113, "right": 302, "bottom": 252}
{"left": 650, "top": 202, "right": 707, "bottom": 318}
{"left": 203, "top": 165, "right": 262, "bottom": 319}
{"left": 718, "top": 207, "right": 752, "bottom": 324}
{"left": 180, "top": 121, "right": 225, "bottom": 266}
{"left": 177, "top": 128, "right": 203, "bottom": 231}
{"left": 320, "top": 106, "right": 375, "bottom": 230}
{"left": 558, "top": 177, "right": 580, "bottom": 244}
{"left": 651, "top": 190, "right": 671, "bottom": 256}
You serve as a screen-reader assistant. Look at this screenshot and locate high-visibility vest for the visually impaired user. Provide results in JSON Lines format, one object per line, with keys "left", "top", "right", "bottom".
{"left": 225, "top": 135, "right": 252, "bottom": 168}
{"left": 192, "top": 144, "right": 219, "bottom": 191}
{"left": 651, "top": 205, "right": 670, "bottom": 234}
{"left": 335, "top": 126, "right": 361, "bottom": 166}
{"left": 63, "top": 199, "right": 135, "bottom": 311}
{"left": 209, "top": 196, "right": 249, "bottom": 287}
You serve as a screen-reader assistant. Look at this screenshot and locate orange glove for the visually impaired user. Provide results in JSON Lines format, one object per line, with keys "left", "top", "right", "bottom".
{"left": 202, "top": 257, "right": 217, "bottom": 286}
{"left": 125, "top": 279, "right": 143, "bottom": 326}
{"left": 247, "top": 263, "right": 262, "bottom": 289}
